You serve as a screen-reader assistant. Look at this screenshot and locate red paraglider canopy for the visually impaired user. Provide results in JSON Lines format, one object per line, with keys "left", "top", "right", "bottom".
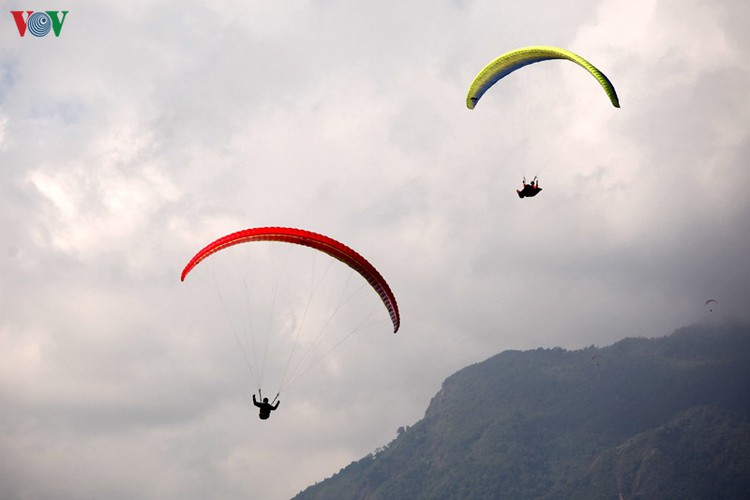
{"left": 181, "top": 227, "right": 400, "bottom": 333}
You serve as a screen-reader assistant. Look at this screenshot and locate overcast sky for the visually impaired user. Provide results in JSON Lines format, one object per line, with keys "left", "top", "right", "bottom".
{"left": 2, "top": 0, "right": 749, "bottom": 498}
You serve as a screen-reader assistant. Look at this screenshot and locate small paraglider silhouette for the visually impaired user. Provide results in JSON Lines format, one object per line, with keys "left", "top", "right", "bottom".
{"left": 517, "top": 176, "right": 542, "bottom": 199}
{"left": 591, "top": 354, "right": 604, "bottom": 383}
{"left": 705, "top": 299, "right": 718, "bottom": 313}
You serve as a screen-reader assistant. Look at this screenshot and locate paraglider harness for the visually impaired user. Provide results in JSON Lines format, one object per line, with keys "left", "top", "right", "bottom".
{"left": 253, "top": 389, "right": 280, "bottom": 420}
{"left": 517, "top": 176, "right": 542, "bottom": 198}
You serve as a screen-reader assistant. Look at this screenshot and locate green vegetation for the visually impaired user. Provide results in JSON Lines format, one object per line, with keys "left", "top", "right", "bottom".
{"left": 294, "top": 323, "right": 750, "bottom": 499}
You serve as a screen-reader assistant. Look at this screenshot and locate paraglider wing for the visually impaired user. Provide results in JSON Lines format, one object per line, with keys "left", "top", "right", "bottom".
{"left": 705, "top": 299, "right": 718, "bottom": 312}
{"left": 181, "top": 227, "right": 400, "bottom": 333}
{"left": 466, "top": 45, "right": 620, "bottom": 110}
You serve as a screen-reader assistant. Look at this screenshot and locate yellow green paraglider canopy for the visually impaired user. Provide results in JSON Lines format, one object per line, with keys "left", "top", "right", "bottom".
{"left": 466, "top": 45, "right": 620, "bottom": 110}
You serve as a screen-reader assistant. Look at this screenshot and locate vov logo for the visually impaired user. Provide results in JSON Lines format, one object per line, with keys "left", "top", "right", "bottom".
{"left": 11, "top": 11, "right": 69, "bottom": 37}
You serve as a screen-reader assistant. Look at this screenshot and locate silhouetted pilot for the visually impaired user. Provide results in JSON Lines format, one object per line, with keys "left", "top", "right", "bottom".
{"left": 517, "top": 176, "right": 542, "bottom": 198}
{"left": 252, "top": 394, "right": 280, "bottom": 420}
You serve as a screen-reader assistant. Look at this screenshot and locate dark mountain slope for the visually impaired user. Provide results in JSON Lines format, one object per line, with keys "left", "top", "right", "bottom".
{"left": 294, "top": 323, "right": 750, "bottom": 499}
{"left": 574, "top": 405, "right": 750, "bottom": 499}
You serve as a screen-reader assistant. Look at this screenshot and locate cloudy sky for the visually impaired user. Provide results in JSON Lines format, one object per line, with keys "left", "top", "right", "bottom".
{"left": 2, "top": 0, "right": 749, "bottom": 498}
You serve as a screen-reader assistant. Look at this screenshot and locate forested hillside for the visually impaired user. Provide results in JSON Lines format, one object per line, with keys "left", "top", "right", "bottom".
{"left": 294, "top": 323, "right": 750, "bottom": 499}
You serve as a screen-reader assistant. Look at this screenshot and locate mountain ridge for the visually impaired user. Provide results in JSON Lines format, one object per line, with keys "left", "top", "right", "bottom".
{"left": 294, "top": 322, "right": 750, "bottom": 499}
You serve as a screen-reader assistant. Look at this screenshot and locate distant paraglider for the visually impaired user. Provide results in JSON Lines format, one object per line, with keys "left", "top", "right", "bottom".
{"left": 705, "top": 299, "right": 718, "bottom": 313}
{"left": 465, "top": 46, "right": 619, "bottom": 198}
{"left": 181, "top": 226, "right": 401, "bottom": 409}
{"left": 591, "top": 353, "right": 605, "bottom": 383}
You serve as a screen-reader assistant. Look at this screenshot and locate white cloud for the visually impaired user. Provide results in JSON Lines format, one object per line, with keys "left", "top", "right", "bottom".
{"left": 2, "top": 1, "right": 749, "bottom": 498}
